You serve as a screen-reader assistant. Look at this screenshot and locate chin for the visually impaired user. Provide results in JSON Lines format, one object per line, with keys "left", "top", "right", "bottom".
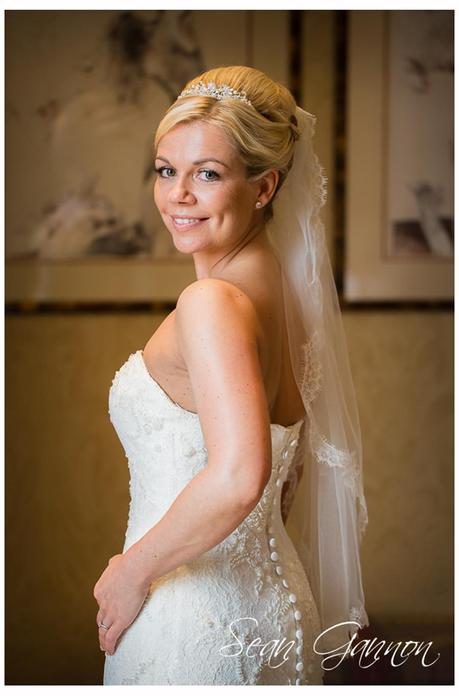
{"left": 169, "top": 232, "right": 208, "bottom": 255}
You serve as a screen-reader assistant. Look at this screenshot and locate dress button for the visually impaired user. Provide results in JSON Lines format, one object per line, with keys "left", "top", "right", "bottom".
{"left": 269, "top": 538, "right": 276, "bottom": 548}
{"left": 295, "top": 678, "right": 301, "bottom": 685}
{"left": 289, "top": 593, "right": 297, "bottom": 603}
{"left": 296, "top": 628, "right": 303, "bottom": 639}
{"left": 296, "top": 644, "right": 303, "bottom": 655}
{"left": 276, "top": 478, "right": 282, "bottom": 487}
{"left": 294, "top": 610, "right": 302, "bottom": 620}
{"left": 296, "top": 661, "right": 304, "bottom": 672}
{"left": 270, "top": 551, "right": 279, "bottom": 561}
{"left": 282, "top": 450, "right": 289, "bottom": 460}
{"left": 275, "top": 565, "right": 283, "bottom": 575}
{"left": 290, "top": 438, "right": 298, "bottom": 447}
{"left": 282, "top": 579, "right": 289, "bottom": 589}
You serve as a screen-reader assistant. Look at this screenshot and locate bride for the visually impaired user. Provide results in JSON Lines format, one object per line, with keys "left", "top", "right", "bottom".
{"left": 93, "top": 65, "right": 368, "bottom": 686}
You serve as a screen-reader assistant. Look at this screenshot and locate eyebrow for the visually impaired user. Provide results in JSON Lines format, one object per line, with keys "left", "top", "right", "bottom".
{"left": 155, "top": 155, "right": 229, "bottom": 169}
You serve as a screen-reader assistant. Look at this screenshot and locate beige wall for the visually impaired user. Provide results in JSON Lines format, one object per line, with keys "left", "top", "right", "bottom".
{"left": 6, "top": 10, "right": 453, "bottom": 686}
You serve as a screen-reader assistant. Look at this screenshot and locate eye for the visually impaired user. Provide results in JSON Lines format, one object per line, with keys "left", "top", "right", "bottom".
{"left": 154, "top": 166, "right": 221, "bottom": 181}
{"left": 198, "top": 169, "right": 220, "bottom": 181}
{"left": 154, "top": 166, "right": 174, "bottom": 178}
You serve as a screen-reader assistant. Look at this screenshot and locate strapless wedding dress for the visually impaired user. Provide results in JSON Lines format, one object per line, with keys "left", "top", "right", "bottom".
{"left": 103, "top": 349, "right": 324, "bottom": 685}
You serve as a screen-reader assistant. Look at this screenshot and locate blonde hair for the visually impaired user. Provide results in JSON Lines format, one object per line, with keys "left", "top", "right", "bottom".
{"left": 154, "top": 65, "right": 300, "bottom": 224}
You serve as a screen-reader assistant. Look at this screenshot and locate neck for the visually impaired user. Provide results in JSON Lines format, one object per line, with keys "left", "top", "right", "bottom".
{"left": 193, "top": 219, "right": 271, "bottom": 280}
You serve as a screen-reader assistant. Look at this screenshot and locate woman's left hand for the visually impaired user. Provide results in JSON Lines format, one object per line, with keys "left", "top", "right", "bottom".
{"left": 93, "top": 551, "right": 151, "bottom": 655}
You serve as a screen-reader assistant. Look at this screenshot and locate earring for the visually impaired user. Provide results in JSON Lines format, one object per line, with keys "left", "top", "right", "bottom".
{"left": 255, "top": 201, "right": 262, "bottom": 208}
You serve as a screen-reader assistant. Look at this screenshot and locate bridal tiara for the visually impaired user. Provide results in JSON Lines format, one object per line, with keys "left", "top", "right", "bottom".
{"left": 177, "top": 80, "right": 253, "bottom": 106}
{"left": 176, "top": 81, "right": 300, "bottom": 140}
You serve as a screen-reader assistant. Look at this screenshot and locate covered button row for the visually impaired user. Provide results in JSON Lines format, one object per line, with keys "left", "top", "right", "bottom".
{"left": 276, "top": 436, "right": 299, "bottom": 486}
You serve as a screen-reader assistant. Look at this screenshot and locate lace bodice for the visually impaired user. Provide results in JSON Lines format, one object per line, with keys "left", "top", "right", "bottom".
{"left": 103, "top": 350, "right": 323, "bottom": 685}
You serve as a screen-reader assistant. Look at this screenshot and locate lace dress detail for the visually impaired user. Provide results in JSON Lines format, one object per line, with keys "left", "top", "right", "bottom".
{"left": 281, "top": 330, "right": 322, "bottom": 521}
{"left": 103, "top": 350, "right": 324, "bottom": 686}
{"left": 299, "top": 330, "right": 323, "bottom": 407}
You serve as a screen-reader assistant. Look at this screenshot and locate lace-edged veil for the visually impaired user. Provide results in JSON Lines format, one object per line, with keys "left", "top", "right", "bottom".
{"left": 266, "top": 106, "right": 369, "bottom": 653}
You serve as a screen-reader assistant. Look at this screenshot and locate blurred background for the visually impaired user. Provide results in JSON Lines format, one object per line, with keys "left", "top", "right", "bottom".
{"left": 5, "top": 9, "right": 453, "bottom": 685}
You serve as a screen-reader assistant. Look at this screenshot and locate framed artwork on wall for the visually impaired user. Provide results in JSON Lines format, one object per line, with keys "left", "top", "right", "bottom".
{"left": 6, "top": 9, "right": 290, "bottom": 304}
{"left": 345, "top": 9, "right": 453, "bottom": 302}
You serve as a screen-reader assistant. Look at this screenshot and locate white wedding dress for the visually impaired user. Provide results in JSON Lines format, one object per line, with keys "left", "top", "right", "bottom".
{"left": 103, "top": 349, "right": 324, "bottom": 685}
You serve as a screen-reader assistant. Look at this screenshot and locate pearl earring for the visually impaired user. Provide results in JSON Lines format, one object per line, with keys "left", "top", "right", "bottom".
{"left": 255, "top": 201, "right": 262, "bottom": 208}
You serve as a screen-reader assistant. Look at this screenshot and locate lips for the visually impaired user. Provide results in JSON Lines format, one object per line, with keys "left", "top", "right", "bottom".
{"left": 171, "top": 216, "right": 209, "bottom": 231}
{"left": 172, "top": 216, "right": 208, "bottom": 221}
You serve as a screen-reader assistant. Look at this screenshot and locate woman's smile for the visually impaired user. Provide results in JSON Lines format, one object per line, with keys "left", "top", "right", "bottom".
{"left": 171, "top": 216, "right": 209, "bottom": 231}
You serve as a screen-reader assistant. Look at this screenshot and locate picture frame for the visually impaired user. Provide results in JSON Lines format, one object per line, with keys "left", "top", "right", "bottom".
{"left": 345, "top": 10, "right": 453, "bottom": 303}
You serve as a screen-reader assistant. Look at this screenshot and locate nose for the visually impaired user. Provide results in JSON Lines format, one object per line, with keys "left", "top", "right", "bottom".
{"left": 168, "top": 175, "right": 196, "bottom": 205}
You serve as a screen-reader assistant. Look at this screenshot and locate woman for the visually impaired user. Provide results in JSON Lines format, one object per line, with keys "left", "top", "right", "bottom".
{"left": 94, "top": 65, "right": 368, "bottom": 686}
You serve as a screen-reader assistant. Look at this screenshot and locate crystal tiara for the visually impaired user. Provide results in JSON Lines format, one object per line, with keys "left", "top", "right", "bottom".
{"left": 177, "top": 80, "right": 253, "bottom": 106}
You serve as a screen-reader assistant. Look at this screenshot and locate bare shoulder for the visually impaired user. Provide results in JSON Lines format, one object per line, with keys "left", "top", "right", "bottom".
{"left": 177, "top": 277, "right": 259, "bottom": 323}
{"left": 176, "top": 278, "right": 262, "bottom": 351}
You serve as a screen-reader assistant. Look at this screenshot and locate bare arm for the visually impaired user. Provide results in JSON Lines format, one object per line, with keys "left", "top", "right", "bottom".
{"left": 123, "top": 278, "right": 273, "bottom": 586}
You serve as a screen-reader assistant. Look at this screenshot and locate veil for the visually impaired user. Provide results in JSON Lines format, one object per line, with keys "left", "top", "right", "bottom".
{"left": 266, "top": 106, "right": 369, "bottom": 653}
